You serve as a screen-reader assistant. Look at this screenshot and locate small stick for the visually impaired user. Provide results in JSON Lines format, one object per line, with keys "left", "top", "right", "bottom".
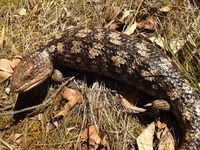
{"left": 0, "top": 139, "right": 13, "bottom": 150}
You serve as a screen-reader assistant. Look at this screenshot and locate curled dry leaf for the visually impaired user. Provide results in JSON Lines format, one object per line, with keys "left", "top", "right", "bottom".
{"left": 0, "top": 57, "right": 21, "bottom": 83}
{"left": 53, "top": 87, "right": 83, "bottom": 118}
{"left": 137, "top": 16, "right": 157, "bottom": 30}
{"left": 81, "top": 125, "right": 108, "bottom": 150}
{"left": 156, "top": 121, "right": 175, "bottom": 150}
{"left": 137, "top": 122, "right": 155, "bottom": 150}
{"left": 61, "top": 87, "right": 83, "bottom": 104}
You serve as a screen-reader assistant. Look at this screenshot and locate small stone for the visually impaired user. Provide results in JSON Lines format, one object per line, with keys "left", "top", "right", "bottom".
{"left": 51, "top": 69, "right": 63, "bottom": 82}
{"left": 5, "top": 87, "right": 10, "bottom": 95}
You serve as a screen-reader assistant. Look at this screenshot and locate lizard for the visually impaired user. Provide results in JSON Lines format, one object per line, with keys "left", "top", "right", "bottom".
{"left": 10, "top": 27, "right": 200, "bottom": 150}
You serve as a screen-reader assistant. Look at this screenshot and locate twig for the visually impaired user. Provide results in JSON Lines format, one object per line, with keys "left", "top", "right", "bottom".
{"left": 0, "top": 76, "right": 75, "bottom": 117}
{"left": 0, "top": 139, "right": 13, "bottom": 150}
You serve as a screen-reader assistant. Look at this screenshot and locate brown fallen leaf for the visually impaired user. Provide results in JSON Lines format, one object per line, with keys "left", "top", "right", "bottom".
{"left": 0, "top": 71, "right": 12, "bottom": 83}
{"left": 11, "top": 56, "right": 22, "bottom": 69}
{"left": 137, "top": 16, "right": 157, "bottom": 30}
{"left": 156, "top": 121, "right": 175, "bottom": 150}
{"left": 81, "top": 125, "right": 109, "bottom": 150}
{"left": 53, "top": 87, "right": 83, "bottom": 119}
{"left": 81, "top": 125, "right": 101, "bottom": 150}
{"left": 0, "top": 59, "right": 13, "bottom": 83}
{"left": 0, "top": 59, "right": 14, "bottom": 73}
{"left": 137, "top": 122, "right": 155, "bottom": 150}
{"left": 120, "top": 95, "right": 146, "bottom": 113}
{"left": 0, "top": 57, "right": 21, "bottom": 83}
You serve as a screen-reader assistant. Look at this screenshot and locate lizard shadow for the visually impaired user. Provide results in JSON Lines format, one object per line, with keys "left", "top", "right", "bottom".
{"left": 13, "top": 80, "right": 49, "bottom": 122}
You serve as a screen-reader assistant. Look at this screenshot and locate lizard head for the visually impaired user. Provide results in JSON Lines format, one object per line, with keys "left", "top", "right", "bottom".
{"left": 10, "top": 50, "right": 53, "bottom": 93}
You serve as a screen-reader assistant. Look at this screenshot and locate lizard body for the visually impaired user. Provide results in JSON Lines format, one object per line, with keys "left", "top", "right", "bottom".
{"left": 10, "top": 27, "right": 200, "bottom": 149}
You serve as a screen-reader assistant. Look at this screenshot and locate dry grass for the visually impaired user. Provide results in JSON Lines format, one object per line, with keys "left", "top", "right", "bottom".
{"left": 0, "top": 0, "right": 200, "bottom": 149}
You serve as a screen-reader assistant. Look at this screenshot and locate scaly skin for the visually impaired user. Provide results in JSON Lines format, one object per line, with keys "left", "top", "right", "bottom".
{"left": 10, "top": 27, "right": 200, "bottom": 149}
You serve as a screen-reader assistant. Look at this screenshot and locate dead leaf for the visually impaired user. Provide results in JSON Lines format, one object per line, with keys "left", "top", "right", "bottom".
{"left": 148, "top": 36, "right": 166, "bottom": 49}
{"left": 137, "top": 16, "right": 157, "bottom": 30}
{"left": 0, "top": 57, "right": 21, "bottom": 83}
{"left": 61, "top": 87, "right": 82, "bottom": 103}
{"left": 159, "top": 6, "right": 172, "bottom": 12}
{"left": 11, "top": 57, "right": 21, "bottom": 68}
{"left": 157, "top": 120, "right": 167, "bottom": 129}
{"left": 123, "top": 22, "right": 137, "bottom": 35}
{"left": 137, "top": 122, "right": 155, "bottom": 150}
{"left": 81, "top": 125, "right": 108, "bottom": 150}
{"left": 0, "top": 71, "right": 12, "bottom": 83}
{"left": 156, "top": 121, "right": 175, "bottom": 150}
{"left": 169, "top": 39, "right": 185, "bottom": 54}
{"left": 81, "top": 125, "right": 100, "bottom": 150}
{"left": 0, "top": 59, "right": 14, "bottom": 73}
{"left": 120, "top": 95, "right": 146, "bottom": 113}
{"left": 53, "top": 87, "right": 83, "bottom": 118}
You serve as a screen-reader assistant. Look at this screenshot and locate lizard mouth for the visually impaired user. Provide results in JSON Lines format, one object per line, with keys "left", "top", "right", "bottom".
{"left": 11, "top": 78, "right": 47, "bottom": 93}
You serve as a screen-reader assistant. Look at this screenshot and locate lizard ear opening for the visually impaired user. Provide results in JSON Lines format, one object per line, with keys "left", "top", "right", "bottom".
{"left": 10, "top": 50, "right": 53, "bottom": 93}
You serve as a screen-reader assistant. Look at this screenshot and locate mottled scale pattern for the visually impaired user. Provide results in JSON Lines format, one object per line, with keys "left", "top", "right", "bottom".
{"left": 11, "top": 27, "right": 200, "bottom": 150}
